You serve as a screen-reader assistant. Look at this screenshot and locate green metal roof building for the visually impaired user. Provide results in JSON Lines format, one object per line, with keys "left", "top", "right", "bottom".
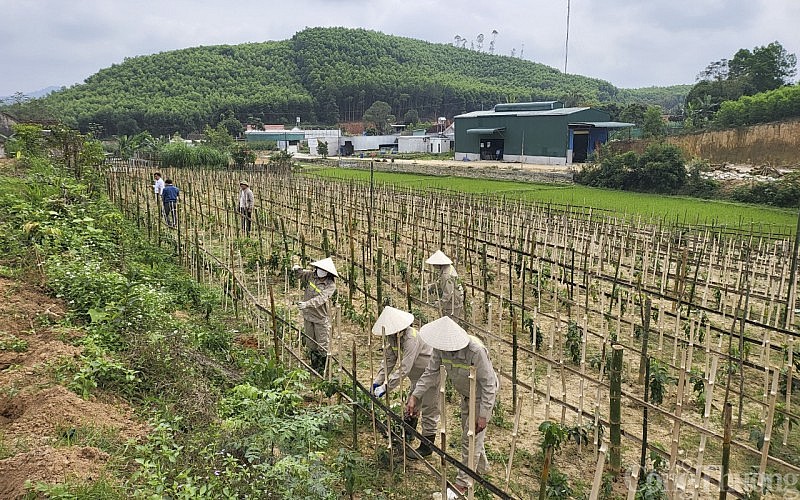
{"left": 454, "top": 101, "right": 633, "bottom": 165}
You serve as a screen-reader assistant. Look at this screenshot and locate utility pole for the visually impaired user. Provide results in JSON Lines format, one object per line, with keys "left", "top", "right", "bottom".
{"left": 564, "top": 0, "right": 571, "bottom": 74}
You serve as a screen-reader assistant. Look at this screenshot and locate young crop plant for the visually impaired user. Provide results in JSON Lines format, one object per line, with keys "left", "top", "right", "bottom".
{"left": 524, "top": 314, "right": 543, "bottom": 351}
{"left": 648, "top": 359, "right": 674, "bottom": 406}
{"left": 565, "top": 320, "right": 583, "bottom": 364}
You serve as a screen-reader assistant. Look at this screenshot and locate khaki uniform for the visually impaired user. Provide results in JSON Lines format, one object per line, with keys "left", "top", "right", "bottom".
{"left": 296, "top": 269, "right": 336, "bottom": 354}
{"left": 374, "top": 327, "right": 440, "bottom": 436}
{"left": 430, "top": 265, "right": 464, "bottom": 319}
{"left": 412, "top": 336, "right": 498, "bottom": 489}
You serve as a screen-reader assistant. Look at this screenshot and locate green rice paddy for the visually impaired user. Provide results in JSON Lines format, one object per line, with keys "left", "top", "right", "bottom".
{"left": 305, "top": 167, "right": 798, "bottom": 234}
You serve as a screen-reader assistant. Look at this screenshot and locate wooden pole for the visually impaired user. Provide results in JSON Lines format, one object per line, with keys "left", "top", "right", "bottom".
{"left": 439, "top": 366, "right": 448, "bottom": 500}
{"left": 352, "top": 341, "right": 358, "bottom": 449}
{"left": 719, "top": 402, "right": 732, "bottom": 500}
{"left": 505, "top": 400, "right": 523, "bottom": 490}
{"left": 757, "top": 368, "right": 780, "bottom": 493}
{"left": 467, "top": 365, "right": 477, "bottom": 500}
{"left": 610, "top": 344, "right": 623, "bottom": 475}
{"left": 588, "top": 441, "right": 608, "bottom": 500}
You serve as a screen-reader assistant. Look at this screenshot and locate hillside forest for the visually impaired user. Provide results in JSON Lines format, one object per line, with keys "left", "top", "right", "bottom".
{"left": 2, "top": 27, "right": 689, "bottom": 138}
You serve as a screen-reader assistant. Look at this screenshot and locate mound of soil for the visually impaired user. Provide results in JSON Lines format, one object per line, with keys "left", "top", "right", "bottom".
{"left": 0, "top": 277, "right": 144, "bottom": 499}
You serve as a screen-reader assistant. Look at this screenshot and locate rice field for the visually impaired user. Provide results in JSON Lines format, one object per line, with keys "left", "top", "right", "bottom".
{"left": 306, "top": 166, "right": 798, "bottom": 233}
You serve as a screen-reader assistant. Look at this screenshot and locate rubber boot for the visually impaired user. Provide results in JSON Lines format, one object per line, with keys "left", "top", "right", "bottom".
{"left": 403, "top": 415, "right": 419, "bottom": 443}
{"left": 310, "top": 351, "right": 326, "bottom": 373}
{"left": 407, "top": 434, "right": 435, "bottom": 459}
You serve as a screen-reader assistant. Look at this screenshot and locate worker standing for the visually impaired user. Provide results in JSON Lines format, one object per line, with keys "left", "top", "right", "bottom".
{"left": 426, "top": 250, "right": 464, "bottom": 321}
{"left": 238, "top": 180, "right": 254, "bottom": 237}
{"left": 292, "top": 257, "right": 338, "bottom": 373}
{"left": 370, "top": 306, "right": 440, "bottom": 458}
{"left": 405, "top": 316, "right": 499, "bottom": 498}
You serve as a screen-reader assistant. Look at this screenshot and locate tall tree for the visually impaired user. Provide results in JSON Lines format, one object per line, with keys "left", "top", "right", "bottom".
{"left": 728, "top": 41, "right": 797, "bottom": 93}
{"left": 362, "top": 101, "right": 394, "bottom": 134}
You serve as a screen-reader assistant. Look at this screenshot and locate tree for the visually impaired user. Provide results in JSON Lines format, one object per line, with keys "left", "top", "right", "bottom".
{"left": 317, "top": 140, "right": 329, "bottom": 158}
{"left": 204, "top": 124, "right": 235, "bottom": 152}
{"left": 686, "top": 41, "right": 797, "bottom": 121}
{"left": 641, "top": 107, "right": 665, "bottom": 139}
{"left": 362, "top": 101, "right": 394, "bottom": 134}
{"left": 728, "top": 41, "right": 797, "bottom": 94}
{"left": 403, "top": 109, "right": 419, "bottom": 126}
{"left": 619, "top": 103, "right": 648, "bottom": 126}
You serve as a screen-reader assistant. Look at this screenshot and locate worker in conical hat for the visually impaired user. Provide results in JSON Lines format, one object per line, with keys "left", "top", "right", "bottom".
{"left": 405, "top": 316, "right": 499, "bottom": 497}
{"left": 370, "top": 306, "right": 440, "bottom": 458}
{"left": 426, "top": 250, "right": 464, "bottom": 321}
{"left": 292, "top": 257, "right": 338, "bottom": 373}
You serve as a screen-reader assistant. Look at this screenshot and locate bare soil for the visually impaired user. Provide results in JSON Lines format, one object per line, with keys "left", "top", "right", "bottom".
{"left": 0, "top": 277, "right": 144, "bottom": 499}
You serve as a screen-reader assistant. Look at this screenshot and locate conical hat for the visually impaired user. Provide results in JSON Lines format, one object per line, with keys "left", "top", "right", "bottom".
{"left": 425, "top": 250, "right": 453, "bottom": 265}
{"left": 239, "top": 180, "right": 249, "bottom": 186}
{"left": 371, "top": 306, "right": 414, "bottom": 335}
{"left": 418, "top": 316, "right": 469, "bottom": 351}
{"left": 310, "top": 257, "right": 339, "bottom": 277}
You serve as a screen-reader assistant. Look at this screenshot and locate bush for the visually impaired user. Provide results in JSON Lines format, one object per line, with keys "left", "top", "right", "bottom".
{"left": 160, "top": 142, "right": 229, "bottom": 168}
{"left": 576, "top": 143, "right": 686, "bottom": 194}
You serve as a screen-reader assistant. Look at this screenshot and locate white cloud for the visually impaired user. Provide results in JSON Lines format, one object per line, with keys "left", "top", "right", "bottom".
{"left": 1, "top": 0, "right": 797, "bottom": 97}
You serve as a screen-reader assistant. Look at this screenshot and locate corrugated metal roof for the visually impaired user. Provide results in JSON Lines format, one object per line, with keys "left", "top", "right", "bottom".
{"left": 455, "top": 107, "right": 590, "bottom": 119}
{"left": 569, "top": 121, "right": 636, "bottom": 128}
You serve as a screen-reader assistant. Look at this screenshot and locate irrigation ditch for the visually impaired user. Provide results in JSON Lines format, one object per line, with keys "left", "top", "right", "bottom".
{"left": 106, "top": 159, "right": 800, "bottom": 499}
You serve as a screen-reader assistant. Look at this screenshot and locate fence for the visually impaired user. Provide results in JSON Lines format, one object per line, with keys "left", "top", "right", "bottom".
{"left": 107, "top": 163, "right": 800, "bottom": 499}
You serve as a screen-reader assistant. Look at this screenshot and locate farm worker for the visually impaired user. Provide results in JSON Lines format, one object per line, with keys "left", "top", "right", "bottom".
{"left": 161, "top": 178, "right": 179, "bottom": 228}
{"left": 370, "top": 306, "right": 440, "bottom": 458}
{"left": 292, "top": 257, "right": 338, "bottom": 373}
{"left": 426, "top": 250, "right": 464, "bottom": 321}
{"left": 152, "top": 172, "right": 164, "bottom": 198}
{"left": 238, "top": 180, "right": 254, "bottom": 237}
{"left": 405, "top": 316, "right": 499, "bottom": 498}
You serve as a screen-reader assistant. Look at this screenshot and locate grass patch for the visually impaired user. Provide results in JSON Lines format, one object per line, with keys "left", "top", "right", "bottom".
{"left": 305, "top": 167, "right": 797, "bottom": 231}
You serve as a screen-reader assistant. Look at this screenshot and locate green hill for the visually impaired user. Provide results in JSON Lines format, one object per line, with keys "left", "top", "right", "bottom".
{"left": 8, "top": 27, "right": 690, "bottom": 137}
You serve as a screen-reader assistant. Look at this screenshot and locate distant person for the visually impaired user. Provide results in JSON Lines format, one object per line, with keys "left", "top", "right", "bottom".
{"left": 370, "top": 306, "right": 440, "bottom": 458}
{"left": 406, "top": 316, "right": 499, "bottom": 499}
{"left": 292, "top": 257, "right": 338, "bottom": 373}
{"left": 238, "top": 180, "right": 254, "bottom": 237}
{"left": 426, "top": 250, "right": 464, "bottom": 321}
{"left": 162, "top": 179, "right": 179, "bottom": 228}
{"left": 152, "top": 172, "right": 164, "bottom": 198}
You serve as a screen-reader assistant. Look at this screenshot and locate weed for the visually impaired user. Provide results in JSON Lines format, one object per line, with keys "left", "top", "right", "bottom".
{"left": 0, "top": 334, "right": 29, "bottom": 352}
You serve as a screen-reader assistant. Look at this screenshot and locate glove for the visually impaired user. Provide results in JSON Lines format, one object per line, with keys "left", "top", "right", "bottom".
{"left": 371, "top": 382, "right": 380, "bottom": 393}
{"left": 374, "top": 384, "right": 386, "bottom": 398}
{"left": 297, "top": 301, "right": 308, "bottom": 310}
{"left": 291, "top": 264, "right": 301, "bottom": 271}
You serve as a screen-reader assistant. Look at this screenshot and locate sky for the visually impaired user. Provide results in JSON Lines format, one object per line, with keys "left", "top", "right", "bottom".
{"left": 1, "top": 0, "right": 798, "bottom": 98}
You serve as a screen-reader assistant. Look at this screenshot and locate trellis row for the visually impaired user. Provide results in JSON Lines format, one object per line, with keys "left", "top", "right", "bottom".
{"left": 107, "top": 162, "right": 799, "bottom": 498}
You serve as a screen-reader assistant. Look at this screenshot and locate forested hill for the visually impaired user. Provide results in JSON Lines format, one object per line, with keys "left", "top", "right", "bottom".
{"left": 20, "top": 27, "right": 690, "bottom": 137}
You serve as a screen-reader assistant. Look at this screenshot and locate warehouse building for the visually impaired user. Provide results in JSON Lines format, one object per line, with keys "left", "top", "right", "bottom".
{"left": 454, "top": 101, "right": 633, "bottom": 165}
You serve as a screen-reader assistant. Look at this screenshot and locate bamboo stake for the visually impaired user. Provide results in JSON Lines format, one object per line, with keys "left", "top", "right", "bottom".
{"left": 504, "top": 399, "right": 523, "bottom": 490}
{"left": 467, "top": 365, "right": 477, "bottom": 500}
{"left": 667, "top": 349, "right": 688, "bottom": 496}
{"left": 757, "top": 367, "right": 780, "bottom": 493}
{"left": 588, "top": 440, "right": 608, "bottom": 500}
{"left": 439, "top": 365, "right": 448, "bottom": 500}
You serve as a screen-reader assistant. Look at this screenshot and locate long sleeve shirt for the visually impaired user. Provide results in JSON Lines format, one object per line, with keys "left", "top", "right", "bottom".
{"left": 429, "top": 265, "right": 464, "bottom": 316}
{"left": 412, "top": 336, "right": 498, "bottom": 420}
{"left": 373, "top": 327, "right": 433, "bottom": 392}
{"left": 162, "top": 185, "right": 179, "bottom": 204}
{"left": 153, "top": 178, "right": 164, "bottom": 195}
{"left": 296, "top": 269, "right": 336, "bottom": 323}
{"left": 239, "top": 188, "right": 254, "bottom": 210}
